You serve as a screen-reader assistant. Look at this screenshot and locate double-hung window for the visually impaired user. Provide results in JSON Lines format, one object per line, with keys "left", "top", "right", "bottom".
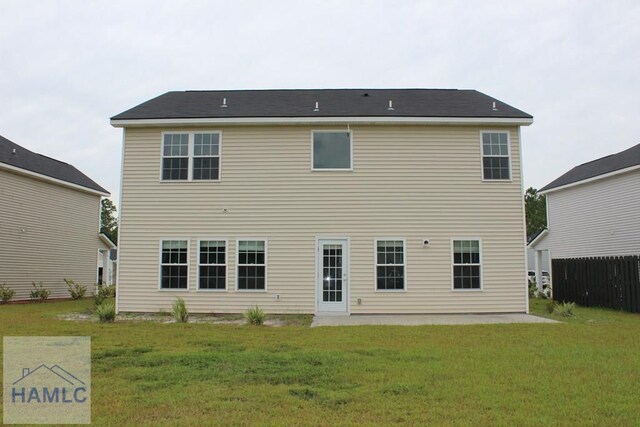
{"left": 376, "top": 240, "right": 406, "bottom": 291}
{"left": 237, "top": 240, "right": 267, "bottom": 291}
{"left": 452, "top": 240, "right": 482, "bottom": 290}
{"left": 312, "top": 131, "right": 352, "bottom": 170}
{"left": 481, "top": 132, "right": 510, "bottom": 180}
{"left": 162, "top": 132, "right": 221, "bottom": 181}
{"left": 160, "top": 240, "right": 188, "bottom": 289}
{"left": 198, "top": 240, "right": 226, "bottom": 290}
{"left": 162, "top": 134, "right": 189, "bottom": 180}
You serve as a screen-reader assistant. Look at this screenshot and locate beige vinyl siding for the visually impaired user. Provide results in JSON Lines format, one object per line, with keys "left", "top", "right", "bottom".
{"left": 0, "top": 169, "right": 101, "bottom": 300}
{"left": 535, "top": 169, "right": 640, "bottom": 258}
{"left": 118, "top": 125, "right": 527, "bottom": 314}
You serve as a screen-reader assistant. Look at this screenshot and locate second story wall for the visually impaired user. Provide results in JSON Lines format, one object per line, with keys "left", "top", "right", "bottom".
{"left": 537, "top": 169, "right": 640, "bottom": 258}
{"left": 118, "top": 124, "right": 527, "bottom": 314}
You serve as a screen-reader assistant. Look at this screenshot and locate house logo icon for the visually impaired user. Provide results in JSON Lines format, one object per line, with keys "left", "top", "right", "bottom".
{"left": 11, "top": 364, "right": 88, "bottom": 404}
{"left": 3, "top": 336, "right": 91, "bottom": 424}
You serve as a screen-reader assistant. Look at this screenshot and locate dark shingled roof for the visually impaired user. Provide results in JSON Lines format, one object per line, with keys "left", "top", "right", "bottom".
{"left": 0, "top": 134, "right": 109, "bottom": 194}
{"left": 540, "top": 142, "right": 640, "bottom": 192}
{"left": 111, "top": 89, "right": 532, "bottom": 120}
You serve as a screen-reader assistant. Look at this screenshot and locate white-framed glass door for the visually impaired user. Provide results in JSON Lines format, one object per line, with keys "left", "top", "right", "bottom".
{"left": 317, "top": 239, "right": 349, "bottom": 314}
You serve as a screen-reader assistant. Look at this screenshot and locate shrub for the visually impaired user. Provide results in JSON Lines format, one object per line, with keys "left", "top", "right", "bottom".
{"left": 94, "top": 284, "right": 116, "bottom": 306}
{"left": 554, "top": 301, "right": 576, "bottom": 318}
{"left": 30, "top": 282, "right": 50, "bottom": 302}
{"left": 172, "top": 297, "right": 189, "bottom": 323}
{"left": 65, "top": 279, "right": 87, "bottom": 300}
{"left": 528, "top": 281, "right": 537, "bottom": 298}
{"left": 0, "top": 284, "right": 15, "bottom": 304}
{"left": 245, "top": 305, "right": 265, "bottom": 325}
{"left": 96, "top": 301, "right": 116, "bottom": 323}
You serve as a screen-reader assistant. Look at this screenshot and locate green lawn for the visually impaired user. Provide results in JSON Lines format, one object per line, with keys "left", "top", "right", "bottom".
{"left": 1, "top": 299, "right": 639, "bottom": 426}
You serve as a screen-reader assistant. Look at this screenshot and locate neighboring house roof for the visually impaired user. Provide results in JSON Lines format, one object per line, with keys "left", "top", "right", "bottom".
{"left": 0, "top": 134, "right": 109, "bottom": 195}
{"left": 527, "top": 228, "right": 548, "bottom": 248}
{"left": 540, "top": 142, "right": 640, "bottom": 193}
{"left": 111, "top": 89, "right": 532, "bottom": 122}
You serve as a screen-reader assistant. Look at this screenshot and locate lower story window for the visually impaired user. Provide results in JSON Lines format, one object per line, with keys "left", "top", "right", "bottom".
{"left": 199, "top": 240, "right": 226, "bottom": 290}
{"left": 237, "top": 240, "right": 266, "bottom": 290}
{"left": 376, "top": 240, "right": 405, "bottom": 290}
{"left": 160, "top": 240, "right": 188, "bottom": 289}
{"left": 453, "top": 240, "right": 481, "bottom": 290}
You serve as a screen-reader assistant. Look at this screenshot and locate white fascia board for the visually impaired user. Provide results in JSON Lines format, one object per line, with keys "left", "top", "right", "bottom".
{"left": 539, "top": 164, "right": 640, "bottom": 195}
{"left": 111, "top": 116, "right": 534, "bottom": 128}
{"left": 99, "top": 233, "right": 117, "bottom": 249}
{"left": 0, "top": 162, "right": 110, "bottom": 197}
{"left": 527, "top": 229, "right": 549, "bottom": 249}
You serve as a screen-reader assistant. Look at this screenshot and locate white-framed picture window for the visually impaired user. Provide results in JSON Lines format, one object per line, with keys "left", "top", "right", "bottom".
{"left": 481, "top": 131, "right": 510, "bottom": 180}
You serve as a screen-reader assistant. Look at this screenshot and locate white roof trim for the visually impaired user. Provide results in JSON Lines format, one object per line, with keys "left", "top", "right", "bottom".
{"left": 99, "top": 233, "right": 117, "bottom": 249}
{"left": 539, "top": 164, "right": 640, "bottom": 195}
{"left": 527, "top": 229, "right": 548, "bottom": 248}
{"left": 0, "top": 161, "right": 109, "bottom": 197}
{"left": 111, "top": 116, "right": 534, "bottom": 128}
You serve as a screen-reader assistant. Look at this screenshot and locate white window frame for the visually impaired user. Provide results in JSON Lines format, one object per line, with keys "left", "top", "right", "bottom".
{"left": 235, "top": 238, "right": 268, "bottom": 292}
{"left": 310, "top": 130, "right": 353, "bottom": 171}
{"left": 158, "top": 239, "right": 190, "bottom": 291}
{"left": 197, "top": 239, "right": 228, "bottom": 292}
{"left": 160, "top": 131, "right": 222, "bottom": 182}
{"left": 374, "top": 238, "right": 407, "bottom": 292}
{"left": 480, "top": 130, "right": 512, "bottom": 182}
{"left": 451, "top": 238, "right": 483, "bottom": 292}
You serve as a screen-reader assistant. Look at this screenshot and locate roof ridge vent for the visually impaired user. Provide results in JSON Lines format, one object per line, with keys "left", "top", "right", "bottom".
{"left": 220, "top": 98, "right": 228, "bottom": 108}
{"left": 492, "top": 101, "right": 498, "bottom": 111}
{"left": 313, "top": 101, "right": 319, "bottom": 112}
{"left": 387, "top": 100, "right": 395, "bottom": 111}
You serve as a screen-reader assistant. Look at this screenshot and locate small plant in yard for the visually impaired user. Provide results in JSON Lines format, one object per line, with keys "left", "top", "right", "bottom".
{"left": 29, "top": 282, "right": 50, "bottom": 302}
{"left": 245, "top": 305, "right": 265, "bottom": 325}
{"left": 0, "top": 284, "right": 15, "bottom": 304}
{"left": 65, "top": 279, "right": 87, "bottom": 300}
{"left": 554, "top": 301, "right": 576, "bottom": 317}
{"left": 96, "top": 301, "right": 116, "bottom": 323}
{"left": 172, "top": 297, "right": 189, "bottom": 323}
{"left": 529, "top": 281, "right": 552, "bottom": 299}
{"left": 94, "top": 284, "right": 116, "bottom": 306}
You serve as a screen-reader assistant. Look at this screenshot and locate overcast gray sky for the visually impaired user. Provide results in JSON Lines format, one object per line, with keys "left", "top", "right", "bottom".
{"left": 1, "top": 0, "right": 639, "bottom": 207}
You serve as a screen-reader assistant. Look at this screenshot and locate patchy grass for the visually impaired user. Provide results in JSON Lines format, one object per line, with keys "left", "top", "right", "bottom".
{"left": 1, "top": 299, "right": 639, "bottom": 425}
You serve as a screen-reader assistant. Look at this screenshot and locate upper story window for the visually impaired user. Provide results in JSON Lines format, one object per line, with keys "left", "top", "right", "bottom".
{"left": 312, "top": 131, "right": 352, "bottom": 170}
{"left": 162, "top": 132, "right": 221, "bottom": 181}
{"left": 481, "top": 132, "right": 510, "bottom": 180}
{"left": 162, "top": 134, "right": 189, "bottom": 180}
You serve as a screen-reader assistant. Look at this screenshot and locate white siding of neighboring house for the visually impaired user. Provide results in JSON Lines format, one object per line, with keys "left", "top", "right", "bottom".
{"left": 117, "top": 125, "right": 528, "bottom": 314}
{"left": 0, "top": 168, "right": 102, "bottom": 300}
{"left": 535, "top": 169, "right": 640, "bottom": 258}
{"left": 526, "top": 248, "right": 549, "bottom": 272}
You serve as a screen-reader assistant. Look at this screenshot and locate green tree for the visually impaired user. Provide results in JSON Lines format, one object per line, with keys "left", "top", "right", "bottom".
{"left": 100, "top": 199, "right": 118, "bottom": 243}
{"left": 524, "top": 187, "right": 546, "bottom": 237}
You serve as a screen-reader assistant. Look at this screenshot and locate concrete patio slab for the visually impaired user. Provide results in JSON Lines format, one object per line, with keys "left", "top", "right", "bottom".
{"left": 311, "top": 313, "right": 559, "bottom": 327}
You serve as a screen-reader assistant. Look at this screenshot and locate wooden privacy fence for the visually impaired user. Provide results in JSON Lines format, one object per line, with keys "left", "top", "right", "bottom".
{"left": 552, "top": 256, "right": 640, "bottom": 313}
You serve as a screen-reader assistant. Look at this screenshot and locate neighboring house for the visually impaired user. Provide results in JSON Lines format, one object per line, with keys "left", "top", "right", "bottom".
{"left": 97, "top": 234, "right": 117, "bottom": 285}
{"left": 529, "top": 142, "right": 640, "bottom": 287}
{"left": 111, "top": 89, "right": 533, "bottom": 315}
{"left": 0, "top": 135, "right": 110, "bottom": 300}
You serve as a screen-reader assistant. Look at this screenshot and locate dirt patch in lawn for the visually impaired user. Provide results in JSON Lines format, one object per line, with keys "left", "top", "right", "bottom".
{"left": 57, "top": 311, "right": 308, "bottom": 327}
